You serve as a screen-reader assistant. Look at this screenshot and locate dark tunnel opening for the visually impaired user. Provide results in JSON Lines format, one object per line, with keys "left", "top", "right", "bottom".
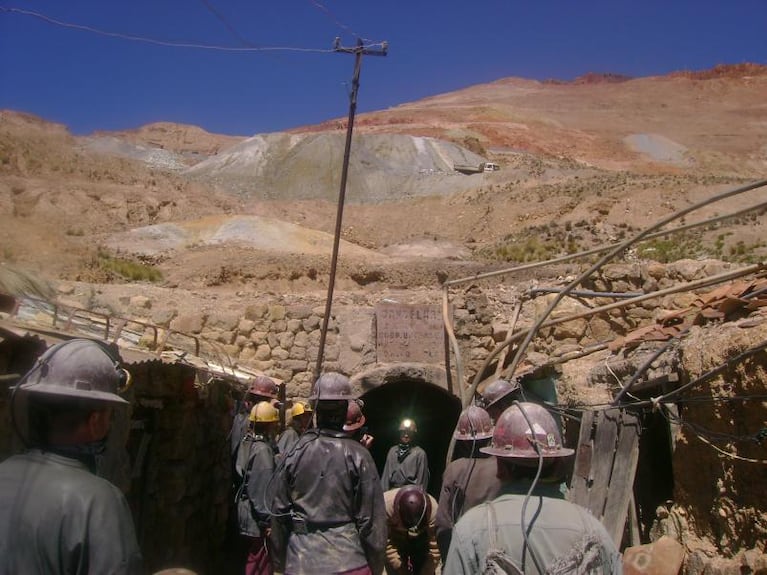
{"left": 360, "top": 378, "right": 462, "bottom": 497}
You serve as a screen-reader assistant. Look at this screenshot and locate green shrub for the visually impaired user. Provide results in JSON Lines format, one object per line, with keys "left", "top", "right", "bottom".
{"left": 94, "top": 248, "right": 162, "bottom": 282}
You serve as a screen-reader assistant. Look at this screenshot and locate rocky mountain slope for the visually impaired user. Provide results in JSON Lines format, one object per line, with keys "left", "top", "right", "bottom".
{"left": 1, "top": 64, "right": 765, "bottom": 294}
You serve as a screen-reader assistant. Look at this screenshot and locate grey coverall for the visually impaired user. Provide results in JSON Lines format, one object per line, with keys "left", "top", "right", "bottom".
{"left": 269, "top": 428, "right": 387, "bottom": 574}
{"left": 0, "top": 449, "right": 143, "bottom": 575}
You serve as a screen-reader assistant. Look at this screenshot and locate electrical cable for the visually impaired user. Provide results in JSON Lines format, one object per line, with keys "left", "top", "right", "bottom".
{"left": 0, "top": 6, "right": 385, "bottom": 53}
{"left": 511, "top": 401, "right": 546, "bottom": 575}
{"left": 306, "top": 0, "right": 368, "bottom": 43}
{"left": 659, "top": 405, "right": 767, "bottom": 465}
{"left": 451, "top": 419, "right": 480, "bottom": 524}
{"left": 199, "top": 0, "right": 256, "bottom": 47}
{"left": 660, "top": 338, "right": 767, "bottom": 402}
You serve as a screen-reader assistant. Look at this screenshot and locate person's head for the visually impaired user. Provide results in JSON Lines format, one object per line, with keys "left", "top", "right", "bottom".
{"left": 452, "top": 405, "right": 493, "bottom": 459}
{"left": 18, "top": 338, "right": 130, "bottom": 447}
{"left": 249, "top": 401, "right": 280, "bottom": 438}
{"left": 343, "top": 399, "right": 366, "bottom": 433}
{"left": 398, "top": 418, "right": 417, "bottom": 445}
{"left": 290, "top": 401, "right": 313, "bottom": 432}
{"left": 394, "top": 485, "right": 431, "bottom": 538}
{"left": 480, "top": 401, "right": 573, "bottom": 481}
{"left": 481, "top": 378, "right": 522, "bottom": 422}
{"left": 246, "top": 375, "right": 279, "bottom": 405}
{"left": 310, "top": 372, "right": 354, "bottom": 431}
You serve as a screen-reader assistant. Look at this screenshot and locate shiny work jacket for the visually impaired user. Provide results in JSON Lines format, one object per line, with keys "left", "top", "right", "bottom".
{"left": 0, "top": 450, "right": 143, "bottom": 575}
{"left": 236, "top": 433, "right": 276, "bottom": 538}
{"left": 269, "top": 428, "right": 387, "bottom": 575}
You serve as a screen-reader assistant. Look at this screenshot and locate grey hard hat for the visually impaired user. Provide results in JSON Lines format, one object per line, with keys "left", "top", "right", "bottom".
{"left": 19, "top": 339, "right": 130, "bottom": 405}
{"left": 309, "top": 372, "right": 353, "bottom": 401}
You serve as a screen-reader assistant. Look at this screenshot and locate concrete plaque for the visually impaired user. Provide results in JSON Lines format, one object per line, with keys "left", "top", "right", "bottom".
{"left": 375, "top": 303, "right": 446, "bottom": 363}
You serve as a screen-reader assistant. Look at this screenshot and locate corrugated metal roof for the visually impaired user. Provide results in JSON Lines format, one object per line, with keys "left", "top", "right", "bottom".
{"left": 0, "top": 296, "right": 260, "bottom": 388}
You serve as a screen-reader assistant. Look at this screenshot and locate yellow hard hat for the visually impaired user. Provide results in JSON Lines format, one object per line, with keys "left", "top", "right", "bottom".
{"left": 249, "top": 401, "right": 279, "bottom": 423}
{"left": 291, "top": 401, "right": 312, "bottom": 418}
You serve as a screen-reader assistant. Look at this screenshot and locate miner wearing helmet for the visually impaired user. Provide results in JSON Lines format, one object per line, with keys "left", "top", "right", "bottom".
{"left": 269, "top": 372, "right": 386, "bottom": 575}
{"left": 235, "top": 401, "right": 280, "bottom": 575}
{"left": 276, "top": 401, "right": 313, "bottom": 456}
{"left": 381, "top": 418, "right": 430, "bottom": 491}
{"left": 231, "top": 375, "right": 279, "bottom": 458}
{"left": 0, "top": 338, "right": 143, "bottom": 574}
{"left": 443, "top": 402, "right": 621, "bottom": 575}
{"left": 383, "top": 485, "right": 440, "bottom": 574}
{"left": 344, "top": 398, "right": 374, "bottom": 449}
{"left": 435, "top": 405, "right": 501, "bottom": 560}
{"left": 480, "top": 377, "right": 523, "bottom": 423}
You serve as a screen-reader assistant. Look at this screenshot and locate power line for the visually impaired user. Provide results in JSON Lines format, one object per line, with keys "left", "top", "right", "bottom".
{"left": 307, "top": 0, "right": 366, "bottom": 42}
{"left": 199, "top": 0, "right": 257, "bottom": 48}
{"left": 0, "top": 6, "right": 357, "bottom": 53}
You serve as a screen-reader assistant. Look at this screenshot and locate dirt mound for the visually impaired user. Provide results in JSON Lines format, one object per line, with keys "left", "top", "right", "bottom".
{"left": 97, "top": 122, "right": 245, "bottom": 156}
{"left": 184, "top": 132, "right": 488, "bottom": 202}
{"left": 105, "top": 215, "right": 387, "bottom": 260}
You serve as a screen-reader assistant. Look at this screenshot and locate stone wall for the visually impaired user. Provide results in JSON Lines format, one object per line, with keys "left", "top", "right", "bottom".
{"left": 125, "top": 259, "right": 741, "bottom": 405}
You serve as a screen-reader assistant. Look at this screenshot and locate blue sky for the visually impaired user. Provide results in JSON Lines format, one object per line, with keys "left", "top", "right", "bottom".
{"left": 1, "top": 1, "right": 765, "bottom": 136}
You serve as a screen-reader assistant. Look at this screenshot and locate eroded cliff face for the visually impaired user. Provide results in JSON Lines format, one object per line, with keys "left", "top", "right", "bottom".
{"left": 671, "top": 321, "right": 767, "bottom": 572}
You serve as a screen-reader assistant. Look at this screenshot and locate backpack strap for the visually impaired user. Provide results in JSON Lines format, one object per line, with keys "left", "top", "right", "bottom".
{"left": 486, "top": 502, "right": 498, "bottom": 550}
{"left": 483, "top": 502, "right": 524, "bottom": 575}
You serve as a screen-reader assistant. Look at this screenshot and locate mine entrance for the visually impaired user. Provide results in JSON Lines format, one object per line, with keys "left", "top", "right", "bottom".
{"left": 360, "top": 379, "right": 462, "bottom": 496}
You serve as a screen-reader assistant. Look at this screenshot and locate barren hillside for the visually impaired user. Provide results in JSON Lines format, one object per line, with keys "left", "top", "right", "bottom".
{"left": 1, "top": 64, "right": 765, "bottom": 296}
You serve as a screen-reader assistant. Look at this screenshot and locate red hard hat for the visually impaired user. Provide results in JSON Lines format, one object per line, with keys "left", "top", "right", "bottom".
{"left": 247, "top": 375, "right": 278, "bottom": 400}
{"left": 394, "top": 485, "right": 431, "bottom": 534}
{"left": 480, "top": 402, "right": 574, "bottom": 460}
{"left": 343, "top": 399, "right": 366, "bottom": 432}
{"left": 481, "top": 378, "right": 521, "bottom": 409}
{"left": 454, "top": 405, "right": 493, "bottom": 440}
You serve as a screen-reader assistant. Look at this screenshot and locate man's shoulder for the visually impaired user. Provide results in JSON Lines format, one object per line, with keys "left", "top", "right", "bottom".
{"left": 453, "top": 499, "right": 491, "bottom": 533}
{"left": 3, "top": 452, "right": 125, "bottom": 500}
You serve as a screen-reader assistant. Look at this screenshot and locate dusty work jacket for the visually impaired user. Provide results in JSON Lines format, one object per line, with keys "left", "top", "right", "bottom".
{"left": 435, "top": 456, "right": 502, "bottom": 559}
{"left": 443, "top": 492, "right": 622, "bottom": 575}
{"left": 0, "top": 449, "right": 143, "bottom": 575}
{"left": 269, "top": 428, "right": 387, "bottom": 575}
{"left": 236, "top": 433, "right": 276, "bottom": 538}
{"left": 381, "top": 444, "right": 430, "bottom": 491}
{"left": 230, "top": 409, "right": 250, "bottom": 457}
{"left": 276, "top": 426, "right": 300, "bottom": 457}
{"left": 384, "top": 488, "right": 441, "bottom": 575}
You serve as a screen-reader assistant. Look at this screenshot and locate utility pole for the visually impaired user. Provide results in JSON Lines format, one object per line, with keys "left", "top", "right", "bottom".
{"left": 314, "top": 38, "right": 388, "bottom": 380}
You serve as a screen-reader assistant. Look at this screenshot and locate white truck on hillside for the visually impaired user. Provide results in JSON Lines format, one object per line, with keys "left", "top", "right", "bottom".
{"left": 453, "top": 161, "right": 500, "bottom": 174}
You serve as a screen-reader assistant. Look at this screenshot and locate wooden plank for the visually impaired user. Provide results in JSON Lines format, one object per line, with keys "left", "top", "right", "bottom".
{"left": 569, "top": 407, "right": 642, "bottom": 547}
{"left": 586, "top": 409, "right": 620, "bottom": 517}
{"left": 627, "top": 492, "right": 642, "bottom": 547}
{"left": 602, "top": 409, "right": 641, "bottom": 543}
{"left": 569, "top": 410, "right": 596, "bottom": 503}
